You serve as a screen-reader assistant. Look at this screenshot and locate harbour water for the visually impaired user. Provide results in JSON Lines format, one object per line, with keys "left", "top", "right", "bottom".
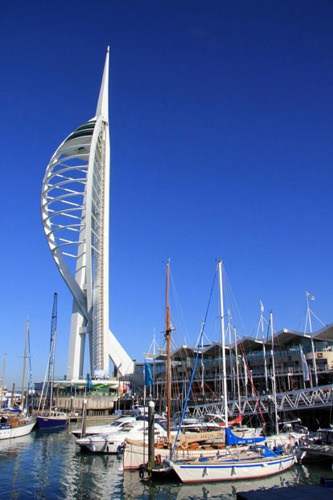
{"left": 0, "top": 422, "right": 328, "bottom": 499}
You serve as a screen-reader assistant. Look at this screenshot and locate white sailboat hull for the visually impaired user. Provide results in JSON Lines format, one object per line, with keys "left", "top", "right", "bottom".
{"left": 167, "top": 453, "right": 295, "bottom": 483}
{"left": 0, "top": 419, "right": 36, "bottom": 440}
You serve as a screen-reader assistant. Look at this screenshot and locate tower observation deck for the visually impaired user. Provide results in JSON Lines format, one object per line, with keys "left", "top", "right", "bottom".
{"left": 41, "top": 48, "right": 134, "bottom": 381}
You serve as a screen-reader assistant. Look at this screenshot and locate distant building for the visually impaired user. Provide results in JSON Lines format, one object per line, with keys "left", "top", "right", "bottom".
{"left": 141, "top": 324, "right": 333, "bottom": 412}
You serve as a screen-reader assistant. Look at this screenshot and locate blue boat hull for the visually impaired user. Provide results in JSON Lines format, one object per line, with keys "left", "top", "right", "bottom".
{"left": 37, "top": 416, "right": 68, "bottom": 429}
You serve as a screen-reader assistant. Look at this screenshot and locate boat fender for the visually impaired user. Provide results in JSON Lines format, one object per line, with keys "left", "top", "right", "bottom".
{"left": 139, "top": 464, "right": 147, "bottom": 479}
{"left": 155, "top": 454, "right": 162, "bottom": 466}
{"left": 181, "top": 440, "right": 188, "bottom": 450}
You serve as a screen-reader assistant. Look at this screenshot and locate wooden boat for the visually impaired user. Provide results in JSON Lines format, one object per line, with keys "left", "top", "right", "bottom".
{"left": 0, "top": 321, "right": 37, "bottom": 440}
{"left": 125, "top": 432, "right": 235, "bottom": 470}
{"left": 0, "top": 412, "right": 36, "bottom": 440}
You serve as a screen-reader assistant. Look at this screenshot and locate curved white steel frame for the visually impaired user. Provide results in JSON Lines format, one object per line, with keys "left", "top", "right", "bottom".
{"left": 41, "top": 48, "right": 134, "bottom": 380}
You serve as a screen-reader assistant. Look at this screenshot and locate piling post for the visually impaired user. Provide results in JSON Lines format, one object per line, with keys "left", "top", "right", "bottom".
{"left": 81, "top": 399, "right": 87, "bottom": 438}
{"left": 148, "top": 400, "right": 155, "bottom": 477}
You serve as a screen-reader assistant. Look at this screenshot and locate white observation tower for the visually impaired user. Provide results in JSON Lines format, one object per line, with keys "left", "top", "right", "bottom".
{"left": 41, "top": 48, "right": 134, "bottom": 381}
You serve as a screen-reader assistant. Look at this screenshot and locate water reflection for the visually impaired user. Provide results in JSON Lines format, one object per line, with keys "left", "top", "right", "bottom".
{"left": 123, "top": 462, "right": 322, "bottom": 500}
{"left": 0, "top": 424, "right": 326, "bottom": 499}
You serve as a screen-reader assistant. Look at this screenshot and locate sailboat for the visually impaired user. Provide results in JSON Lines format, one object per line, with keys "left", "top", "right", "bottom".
{"left": 127, "top": 263, "right": 229, "bottom": 472}
{"left": 165, "top": 261, "right": 296, "bottom": 483}
{"left": 36, "top": 294, "right": 68, "bottom": 429}
{"left": 0, "top": 321, "right": 36, "bottom": 440}
{"left": 134, "top": 263, "right": 257, "bottom": 477}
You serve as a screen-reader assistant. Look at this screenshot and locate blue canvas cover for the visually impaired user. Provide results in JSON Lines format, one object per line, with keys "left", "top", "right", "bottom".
{"left": 225, "top": 427, "right": 266, "bottom": 446}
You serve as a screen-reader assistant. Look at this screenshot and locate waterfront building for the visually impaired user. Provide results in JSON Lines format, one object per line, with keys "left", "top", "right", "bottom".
{"left": 141, "top": 324, "right": 333, "bottom": 414}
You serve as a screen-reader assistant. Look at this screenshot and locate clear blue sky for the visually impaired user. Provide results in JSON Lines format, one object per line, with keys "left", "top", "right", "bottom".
{"left": 1, "top": 1, "right": 332, "bottom": 389}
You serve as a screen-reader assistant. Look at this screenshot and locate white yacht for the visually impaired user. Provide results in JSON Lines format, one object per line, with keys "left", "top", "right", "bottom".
{"left": 71, "top": 415, "right": 136, "bottom": 438}
{"left": 75, "top": 417, "right": 167, "bottom": 454}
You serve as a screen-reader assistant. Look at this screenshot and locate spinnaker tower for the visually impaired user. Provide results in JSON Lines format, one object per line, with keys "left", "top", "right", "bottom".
{"left": 41, "top": 48, "right": 134, "bottom": 381}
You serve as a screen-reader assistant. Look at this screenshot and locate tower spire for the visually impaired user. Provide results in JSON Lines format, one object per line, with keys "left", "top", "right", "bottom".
{"left": 41, "top": 48, "right": 134, "bottom": 381}
{"left": 96, "top": 46, "right": 110, "bottom": 121}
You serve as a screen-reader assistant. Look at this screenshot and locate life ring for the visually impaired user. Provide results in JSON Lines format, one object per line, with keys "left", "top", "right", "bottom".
{"left": 181, "top": 440, "right": 188, "bottom": 450}
{"left": 155, "top": 454, "right": 162, "bottom": 466}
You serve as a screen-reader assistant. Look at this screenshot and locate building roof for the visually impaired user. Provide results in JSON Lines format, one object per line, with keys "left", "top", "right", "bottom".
{"left": 237, "top": 336, "right": 264, "bottom": 352}
{"left": 265, "top": 329, "right": 312, "bottom": 347}
{"left": 312, "top": 323, "right": 333, "bottom": 341}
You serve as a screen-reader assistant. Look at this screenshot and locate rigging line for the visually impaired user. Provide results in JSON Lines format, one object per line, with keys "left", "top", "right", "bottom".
{"left": 171, "top": 267, "right": 217, "bottom": 458}
{"left": 168, "top": 269, "right": 189, "bottom": 346}
{"left": 236, "top": 333, "right": 266, "bottom": 427}
{"left": 223, "top": 267, "right": 246, "bottom": 332}
{"left": 296, "top": 310, "right": 307, "bottom": 332}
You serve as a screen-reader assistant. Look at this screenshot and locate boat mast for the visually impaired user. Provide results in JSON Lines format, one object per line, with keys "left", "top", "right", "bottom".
{"left": 165, "top": 261, "right": 171, "bottom": 442}
{"left": 269, "top": 311, "right": 279, "bottom": 435}
{"left": 233, "top": 327, "right": 241, "bottom": 409}
{"left": 218, "top": 260, "right": 228, "bottom": 427}
{"left": 21, "top": 320, "right": 29, "bottom": 410}
{"left": 48, "top": 293, "right": 58, "bottom": 414}
{"left": 0, "top": 353, "right": 6, "bottom": 409}
{"left": 259, "top": 301, "right": 269, "bottom": 392}
{"left": 305, "top": 292, "right": 318, "bottom": 386}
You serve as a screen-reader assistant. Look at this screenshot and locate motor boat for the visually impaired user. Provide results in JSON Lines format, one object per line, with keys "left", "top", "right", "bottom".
{"left": 71, "top": 415, "right": 136, "bottom": 437}
{"left": 75, "top": 417, "right": 167, "bottom": 454}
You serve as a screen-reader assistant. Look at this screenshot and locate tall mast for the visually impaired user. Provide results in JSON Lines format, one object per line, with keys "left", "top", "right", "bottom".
{"left": 48, "top": 293, "right": 58, "bottom": 414}
{"left": 218, "top": 260, "right": 228, "bottom": 427}
{"left": 269, "top": 311, "right": 279, "bottom": 435}
{"left": 306, "top": 292, "right": 318, "bottom": 386}
{"left": 0, "top": 353, "right": 6, "bottom": 409}
{"left": 21, "top": 320, "right": 29, "bottom": 410}
{"left": 233, "top": 327, "right": 241, "bottom": 409}
{"left": 165, "top": 261, "right": 171, "bottom": 441}
{"left": 260, "top": 301, "right": 269, "bottom": 392}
